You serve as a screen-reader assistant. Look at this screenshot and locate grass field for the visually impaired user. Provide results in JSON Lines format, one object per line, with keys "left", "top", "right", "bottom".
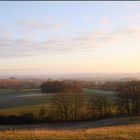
{"left": 82, "top": 88, "right": 115, "bottom": 95}
{"left": 0, "top": 88, "right": 115, "bottom": 116}
{"left": 0, "top": 88, "right": 113, "bottom": 108}
{"left": 0, "top": 88, "right": 40, "bottom": 95}
{"left": 0, "top": 88, "right": 51, "bottom": 109}
{"left": 0, "top": 117, "right": 139, "bottom": 140}
{"left": 0, "top": 103, "right": 49, "bottom": 116}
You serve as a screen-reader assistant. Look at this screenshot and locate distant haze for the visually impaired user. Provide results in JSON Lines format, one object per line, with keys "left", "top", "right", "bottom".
{"left": 0, "top": 73, "right": 140, "bottom": 81}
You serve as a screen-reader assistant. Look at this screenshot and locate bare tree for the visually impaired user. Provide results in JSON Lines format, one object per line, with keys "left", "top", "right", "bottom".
{"left": 50, "top": 92, "right": 85, "bottom": 121}
{"left": 70, "top": 92, "right": 85, "bottom": 120}
{"left": 88, "top": 94, "right": 111, "bottom": 119}
{"left": 116, "top": 81, "right": 140, "bottom": 115}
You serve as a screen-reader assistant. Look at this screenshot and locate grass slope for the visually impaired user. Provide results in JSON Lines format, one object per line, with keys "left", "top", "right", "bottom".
{"left": 0, "top": 88, "right": 115, "bottom": 109}
{"left": 0, "top": 103, "right": 49, "bottom": 116}
{"left": 0, "top": 117, "right": 139, "bottom": 140}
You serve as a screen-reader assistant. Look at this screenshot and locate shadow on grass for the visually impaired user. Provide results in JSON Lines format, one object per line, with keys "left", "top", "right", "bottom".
{"left": 0, "top": 116, "right": 139, "bottom": 130}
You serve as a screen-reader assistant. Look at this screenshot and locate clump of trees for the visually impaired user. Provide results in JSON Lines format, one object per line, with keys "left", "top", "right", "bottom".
{"left": 88, "top": 95, "right": 111, "bottom": 119}
{"left": 50, "top": 92, "right": 85, "bottom": 121}
{"left": 116, "top": 81, "right": 140, "bottom": 115}
{"left": 41, "top": 80, "right": 81, "bottom": 93}
{"left": 0, "top": 113, "right": 38, "bottom": 124}
{"left": 49, "top": 93, "right": 112, "bottom": 121}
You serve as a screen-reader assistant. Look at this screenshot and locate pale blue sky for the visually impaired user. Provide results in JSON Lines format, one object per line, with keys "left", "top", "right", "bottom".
{"left": 0, "top": 2, "right": 139, "bottom": 30}
{"left": 0, "top": 1, "right": 140, "bottom": 77}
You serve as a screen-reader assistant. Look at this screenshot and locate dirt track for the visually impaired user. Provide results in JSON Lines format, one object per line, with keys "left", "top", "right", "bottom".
{"left": 0, "top": 116, "right": 139, "bottom": 130}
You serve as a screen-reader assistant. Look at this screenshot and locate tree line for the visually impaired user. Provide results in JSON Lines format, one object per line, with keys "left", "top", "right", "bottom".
{"left": 41, "top": 80, "right": 131, "bottom": 93}
{"left": 0, "top": 78, "right": 133, "bottom": 91}
{"left": 116, "top": 81, "right": 140, "bottom": 115}
{"left": 0, "top": 78, "right": 41, "bottom": 89}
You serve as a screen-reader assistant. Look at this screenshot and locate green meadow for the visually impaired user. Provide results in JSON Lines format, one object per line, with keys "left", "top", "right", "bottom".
{"left": 0, "top": 88, "right": 115, "bottom": 116}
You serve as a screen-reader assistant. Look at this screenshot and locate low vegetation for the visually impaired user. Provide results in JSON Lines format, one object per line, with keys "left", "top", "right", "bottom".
{"left": 0, "top": 120, "right": 139, "bottom": 140}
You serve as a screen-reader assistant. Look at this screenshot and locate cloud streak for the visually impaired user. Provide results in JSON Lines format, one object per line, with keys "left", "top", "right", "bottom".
{"left": 0, "top": 18, "right": 140, "bottom": 58}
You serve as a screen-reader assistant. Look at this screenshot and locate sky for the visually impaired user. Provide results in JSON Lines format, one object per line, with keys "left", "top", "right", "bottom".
{"left": 0, "top": 1, "right": 140, "bottom": 77}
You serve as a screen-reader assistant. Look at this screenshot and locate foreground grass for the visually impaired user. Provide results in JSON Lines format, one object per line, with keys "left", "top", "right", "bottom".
{"left": 0, "top": 124, "right": 139, "bottom": 140}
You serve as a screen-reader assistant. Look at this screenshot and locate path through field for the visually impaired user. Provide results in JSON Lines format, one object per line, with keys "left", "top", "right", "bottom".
{"left": 0, "top": 116, "right": 139, "bottom": 130}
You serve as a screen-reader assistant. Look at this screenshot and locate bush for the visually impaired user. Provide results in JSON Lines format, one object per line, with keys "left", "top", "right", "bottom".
{"left": 0, "top": 113, "right": 38, "bottom": 124}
